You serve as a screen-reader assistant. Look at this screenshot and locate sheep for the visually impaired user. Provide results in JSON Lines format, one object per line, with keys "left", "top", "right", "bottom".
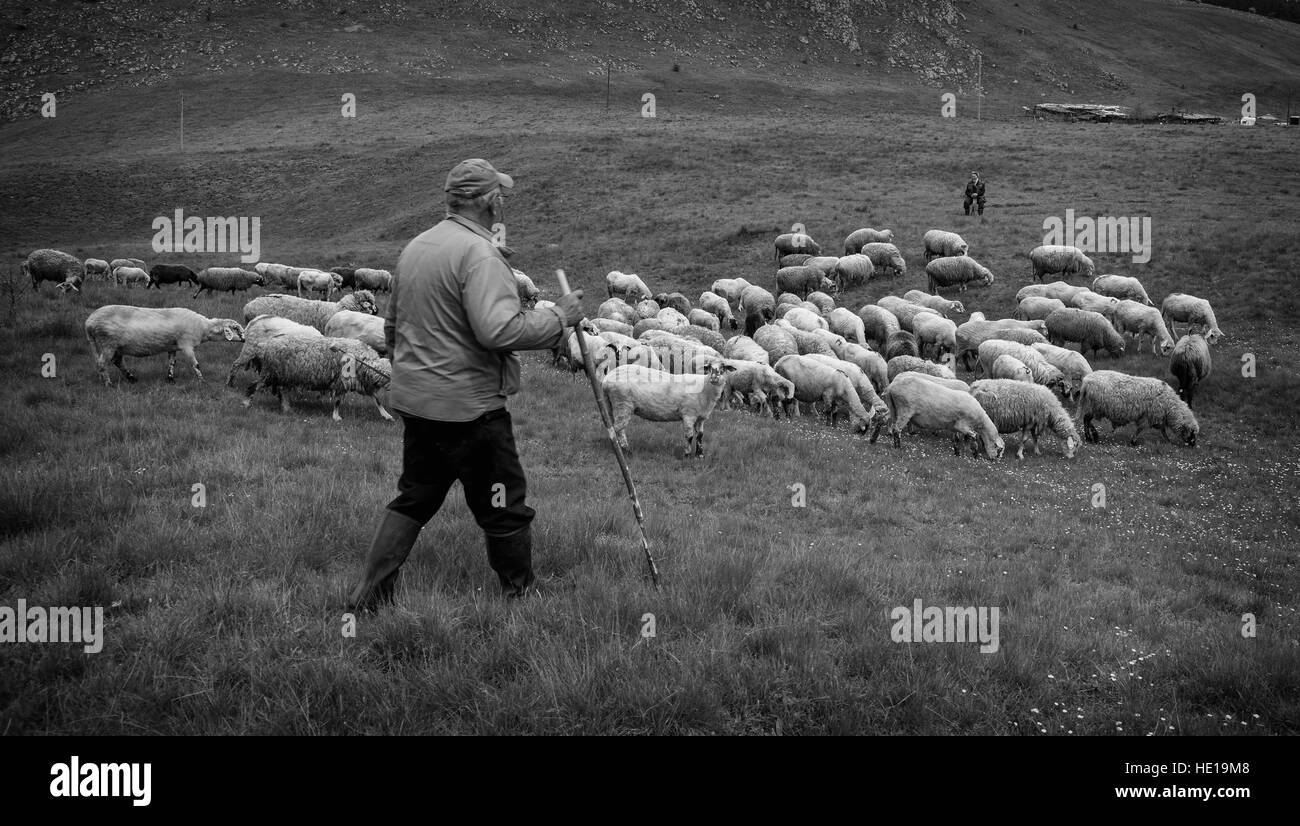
{"left": 805, "top": 291, "right": 836, "bottom": 314}
{"left": 324, "top": 309, "right": 387, "bottom": 354}
{"left": 753, "top": 324, "right": 798, "bottom": 363}
{"left": 774, "top": 232, "right": 821, "bottom": 263}
{"left": 803, "top": 255, "right": 841, "bottom": 280}
{"left": 829, "top": 340, "right": 888, "bottom": 392}
{"left": 558, "top": 327, "right": 615, "bottom": 373}
{"left": 1016, "top": 281, "right": 1088, "bottom": 304}
{"left": 657, "top": 307, "right": 689, "bottom": 327}
{"left": 194, "top": 267, "right": 264, "bottom": 298}
{"left": 85, "top": 305, "right": 244, "bottom": 386}
{"left": 109, "top": 258, "right": 147, "bottom": 280}
{"left": 243, "top": 336, "right": 393, "bottom": 421}
{"left": 598, "top": 297, "right": 640, "bottom": 325}
{"left": 778, "top": 253, "right": 815, "bottom": 268}
{"left": 776, "top": 265, "right": 836, "bottom": 298}
{"left": 226, "top": 313, "right": 323, "bottom": 386}
{"left": 740, "top": 285, "right": 777, "bottom": 322}
{"left": 1170, "top": 334, "right": 1212, "bottom": 408}
{"left": 353, "top": 268, "right": 393, "bottom": 293}
{"left": 674, "top": 324, "right": 727, "bottom": 353}
{"left": 860, "top": 242, "right": 907, "bottom": 277}
{"left": 906, "top": 372, "right": 971, "bottom": 394}
{"left": 776, "top": 292, "right": 803, "bottom": 307}
{"left": 590, "top": 317, "right": 634, "bottom": 336}
{"left": 871, "top": 372, "right": 1004, "bottom": 459}
{"left": 1068, "top": 289, "right": 1120, "bottom": 319}
{"left": 242, "top": 291, "right": 378, "bottom": 332}
{"left": 990, "top": 354, "right": 1033, "bottom": 383}
{"left": 113, "top": 267, "right": 150, "bottom": 288}
{"left": 720, "top": 360, "right": 795, "bottom": 418}
{"left": 606, "top": 270, "right": 653, "bottom": 302}
{"left": 784, "top": 306, "right": 829, "bottom": 332}
{"left": 1029, "top": 245, "right": 1095, "bottom": 282}
{"left": 796, "top": 300, "right": 823, "bottom": 315}
{"left": 55, "top": 275, "right": 84, "bottom": 294}
{"left": 843, "top": 228, "right": 893, "bottom": 255}
{"left": 330, "top": 266, "right": 357, "bottom": 290}
{"left": 147, "top": 263, "right": 199, "bottom": 290}
{"left": 722, "top": 335, "right": 770, "bottom": 365}
{"left": 885, "top": 330, "right": 919, "bottom": 360}
{"left": 598, "top": 330, "right": 640, "bottom": 351}
{"left": 804, "top": 354, "right": 889, "bottom": 424}
{"left": 1078, "top": 370, "right": 1198, "bottom": 446}
{"left": 633, "top": 317, "right": 675, "bottom": 338}
{"left": 602, "top": 362, "right": 736, "bottom": 457}
{"left": 970, "top": 379, "right": 1079, "bottom": 459}
{"left": 641, "top": 337, "right": 719, "bottom": 376}
{"left": 254, "top": 263, "right": 301, "bottom": 290}
{"left": 826, "top": 307, "right": 866, "bottom": 346}
{"left": 775, "top": 320, "right": 836, "bottom": 357}
{"left": 912, "top": 312, "right": 958, "bottom": 360}
{"left": 876, "top": 296, "right": 939, "bottom": 332}
{"left": 886, "top": 355, "right": 955, "bottom": 383}
{"left": 1029, "top": 342, "right": 1092, "bottom": 400}
{"left": 1045, "top": 308, "right": 1126, "bottom": 360}
{"left": 709, "top": 277, "right": 751, "bottom": 305}
{"left": 24, "top": 249, "right": 83, "bottom": 290}
{"left": 968, "top": 312, "right": 986, "bottom": 322}
{"left": 698, "top": 291, "right": 739, "bottom": 330}
{"left": 512, "top": 268, "right": 540, "bottom": 308}
{"left": 1015, "top": 296, "right": 1066, "bottom": 321}
{"left": 686, "top": 308, "right": 720, "bottom": 332}
{"left": 1092, "top": 274, "right": 1154, "bottom": 306}
{"left": 654, "top": 292, "right": 692, "bottom": 316}
{"left": 926, "top": 256, "right": 995, "bottom": 293}
{"left": 773, "top": 354, "right": 872, "bottom": 431}
{"left": 976, "top": 340, "right": 1068, "bottom": 394}
{"left": 83, "top": 258, "right": 110, "bottom": 280}
{"left": 1162, "top": 293, "right": 1223, "bottom": 344}
{"left": 955, "top": 319, "right": 1050, "bottom": 371}
{"left": 858, "top": 305, "right": 901, "bottom": 350}
{"left": 635, "top": 299, "right": 661, "bottom": 320}
{"left": 903, "top": 290, "right": 964, "bottom": 317}
{"left": 1113, "top": 299, "right": 1176, "bottom": 355}
{"left": 834, "top": 254, "right": 875, "bottom": 289}
{"left": 922, "top": 229, "right": 968, "bottom": 261}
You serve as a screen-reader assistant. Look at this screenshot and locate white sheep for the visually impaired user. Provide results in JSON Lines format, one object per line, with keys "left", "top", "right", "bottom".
{"left": 970, "top": 379, "right": 1079, "bottom": 459}
{"left": 1092, "top": 274, "right": 1154, "bottom": 306}
{"left": 109, "top": 258, "right": 147, "bottom": 279}
{"left": 1078, "top": 370, "right": 1199, "bottom": 446}
{"left": 243, "top": 336, "right": 393, "bottom": 421}
{"left": 657, "top": 307, "right": 689, "bottom": 327}
{"left": 687, "top": 308, "right": 720, "bottom": 332}
{"left": 1170, "top": 334, "right": 1212, "bottom": 408}
{"left": 1045, "top": 308, "right": 1126, "bottom": 360}
{"left": 606, "top": 270, "right": 653, "bottom": 302}
{"left": 298, "top": 268, "right": 343, "bottom": 299}
{"left": 602, "top": 362, "right": 736, "bottom": 457}
{"left": 843, "top": 228, "right": 893, "bottom": 254}
{"left": 1029, "top": 245, "right": 1095, "bottom": 282}
{"left": 709, "top": 278, "right": 752, "bottom": 305}
{"left": 773, "top": 354, "right": 872, "bottom": 431}
{"left": 876, "top": 296, "right": 939, "bottom": 333}
{"left": 324, "top": 309, "right": 387, "bottom": 354}
{"left": 990, "top": 354, "right": 1033, "bottom": 383}
{"left": 83, "top": 258, "right": 110, "bottom": 280}
{"left": 1162, "top": 293, "right": 1223, "bottom": 344}
{"left": 352, "top": 268, "right": 393, "bottom": 293}
{"left": 903, "top": 290, "right": 964, "bottom": 317}
{"left": 721, "top": 360, "right": 795, "bottom": 418}
{"left": 753, "top": 324, "right": 798, "bottom": 363}
{"left": 857, "top": 304, "right": 900, "bottom": 349}
{"left": 911, "top": 313, "right": 958, "bottom": 360}
{"left": 906, "top": 373, "right": 971, "bottom": 393}
{"left": 698, "top": 291, "right": 738, "bottom": 330}
{"left": 597, "top": 297, "right": 640, "bottom": 325}
{"left": 955, "top": 319, "right": 1049, "bottom": 370}
{"left": 1015, "top": 296, "right": 1066, "bottom": 321}
{"left": 254, "top": 263, "right": 302, "bottom": 290}
{"left": 635, "top": 299, "right": 661, "bottom": 319}
{"left": 1113, "top": 299, "right": 1175, "bottom": 355}
{"left": 776, "top": 265, "right": 836, "bottom": 298}
{"left": 829, "top": 340, "right": 888, "bottom": 392}
{"left": 1017, "top": 281, "right": 1088, "bottom": 304}
{"left": 1030, "top": 342, "right": 1092, "bottom": 400}
{"left": 834, "top": 254, "right": 875, "bottom": 289}
{"left": 922, "top": 229, "right": 968, "bottom": 261}
{"left": 227, "top": 313, "right": 323, "bottom": 386}
{"left": 775, "top": 320, "right": 836, "bottom": 357}
{"left": 871, "top": 372, "right": 1005, "bottom": 459}
{"left": 976, "top": 339, "right": 1067, "bottom": 393}
{"left": 860, "top": 242, "right": 907, "bottom": 277}
{"left": 112, "top": 266, "right": 150, "bottom": 288}
{"left": 804, "top": 354, "right": 889, "bottom": 424}
{"left": 805, "top": 291, "right": 836, "bottom": 313}
{"left": 886, "top": 355, "right": 956, "bottom": 383}
{"left": 783, "top": 306, "right": 829, "bottom": 332}
{"left": 243, "top": 291, "right": 378, "bottom": 332}
{"left": 740, "top": 285, "right": 777, "bottom": 323}
{"left": 774, "top": 232, "right": 822, "bottom": 263}
{"left": 590, "top": 317, "right": 634, "bottom": 336}
{"left": 86, "top": 305, "right": 244, "bottom": 386}
{"left": 722, "top": 335, "right": 770, "bottom": 365}
{"left": 826, "top": 307, "right": 866, "bottom": 345}
{"left": 925, "top": 256, "right": 994, "bottom": 293}
{"left": 1068, "top": 289, "right": 1120, "bottom": 319}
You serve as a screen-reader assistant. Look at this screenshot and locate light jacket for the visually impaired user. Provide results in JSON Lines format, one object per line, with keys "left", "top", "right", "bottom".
{"left": 386, "top": 213, "right": 567, "bottom": 421}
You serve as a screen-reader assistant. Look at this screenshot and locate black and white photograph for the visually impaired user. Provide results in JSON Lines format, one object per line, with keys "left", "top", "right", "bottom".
{"left": 0, "top": 0, "right": 1296, "bottom": 774}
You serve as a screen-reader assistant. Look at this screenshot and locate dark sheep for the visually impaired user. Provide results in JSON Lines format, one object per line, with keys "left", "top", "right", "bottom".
{"left": 149, "top": 264, "right": 199, "bottom": 289}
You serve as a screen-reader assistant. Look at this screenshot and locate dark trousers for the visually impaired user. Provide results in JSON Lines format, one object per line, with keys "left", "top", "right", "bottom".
{"left": 964, "top": 195, "right": 986, "bottom": 215}
{"left": 388, "top": 408, "right": 534, "bottom": 537}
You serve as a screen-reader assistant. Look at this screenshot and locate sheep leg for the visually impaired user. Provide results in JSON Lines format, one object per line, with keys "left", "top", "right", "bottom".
{"left": 890, "top": 411, "right": 912, "bottom": 448}
{"left": 331, "top": 393, "right": 343, "bottom": 422}
{"left": 371, "top": 393, "right": 394, "bottom": 421}
{"left": 112, "top": 351, "right": 136, "bottom": 383}
{"left": 166, "top": 351, "right": 177, "bottom": 383}
{"left": 1082, "top": 414, "right": 1099, "bottom": 443}
{"left": 608, "top": 401, "right": 633, "bottom": 451}
{"left": 280, "top": 388, "right": 294, "bottom": 416}
{"left": 183, "top": 346, "right": 202, "bottom": 381}
{"left": 952, "top": 433, "right": 964, "bottom": 456}
{"left": 1128, "top": 418, "right": 1147, "bottom": 446}
{"left": 681, "top": 416, "right": 698, "bottom": 458}
{"left": 693, "top": 420, "right": 706, "bottom": 458}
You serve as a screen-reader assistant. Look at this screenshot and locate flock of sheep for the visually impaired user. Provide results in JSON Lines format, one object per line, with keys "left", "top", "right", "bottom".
{"left": 22, "top": 222, "right": 1220, "bottom": 460}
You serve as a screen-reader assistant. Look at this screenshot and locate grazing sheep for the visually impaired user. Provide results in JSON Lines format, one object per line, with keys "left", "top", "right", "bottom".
{"left": 654, "top": 292, "right": 692, "bottom": 316}
{"left": 590, "top": 317, "right": 634, "bottom": 336}
{"left": 753, "top": 324, "right": 798, "bottom": 363}
{"left": 148, "top": 264, "right": 200, "bottom": 290}
{"left": 191, "top": 267, "right": 263, "bottom": 298}
{"left": 858, "top": 305, "right": 901, "bottom": 350}
{"left": 1170, "top": 334, "right": 1212, "bottom": 407}
{"left": 776, "top": 265, "right": 836, "bottom": 298}
{"left": 805, "top": 291, "right": 836, "bottom": 313}
{"left": 1029, "top": 245, "right": 1096, "bottom": 282}
{"left": 598, "top": 330, "right": 640, "bottom": 351}
{"left": 1113, "top": 299, "right": 1176, "bottom": 355}
{"left": 687, "top": 308, "right": 720, "bottom": 332}
{"left": 804, "top": 354, "right": 889, "bottom": 424}
{"left": 243, "top": 336, "right": 393, "bottom": 421}
{"left": 1045, "top": 308, "right": 1126, "bottom": 360}
{"left": 970, "top": 379, "right": 1079, "bottom": 459}
{"left": 912, "top": 312, "right": 958, "bottom": 360}
{"left": 721, "top": 360, "right": 795, "bottom": 418}
{"left": 1016, "top": 281, "right": 1087, "bottom": 304}
{"left": 1068, "top": 289, "right": 1120, "bottom": 319}
{"left": 85, "top": 305, "right": 244, "bottom": 386}
{"left": 773, "top": 354, "right": 872, "bottom": 431}
{"left": 925, "top": 256, "right": 995, "bottom": 293}
{"left": 24, "top": 249, "right": 83, "bottom": 291}
{"left": 242, "top": 291, "right": 378, "bottom": 332}
{"left": 955, "top": 319, "right": 1049, "bottom": 371}
{"left": 330, "top": 266, "right": 357, "bottom": 290}
{"left": 109, "top": 258, "right": 148, "bottom": 279}
{"left": 968, "top": 312, "right": 986, "bottom": 322}
{"left": 826, "top": 307, "right": 866, "bottom": 346}
{"left": 809, "top": 327, "right": 847, "bottom": 350}
{"left": 296, "top": 268, "right": 342, "bottom": 299}
{"left": 699, "top": 291, "right": 739, "bottom": 330}
{"left": 907, "top": 372, "right": 972, "bottom": 394}
{"left": 886, "top": 355, "right": 955, "bottom": 383}
{"left": 922, "top": 229, "right": 968, "bottom": 261}
{"left": 657, "top": 307, "right": 689, "bottom": 327}
{"left": 1162, "top": 293, "right": 1223, "bottom": 344}
{"left": 606, "top": 270, "right": 653, "bottom": 302}
{"left": 353, "top": 268, "right": 393, "bottom": 293}
{"left": 776, "top": 292, "right": 803, "bottom": 307}
{"left": 324, "top": 309, "right": 387, "bottom": 354}
{"left": 254, "top": 263, "right": 302, "bottom": 290}
{"left": 83, "top": 258, "right": 110, "bottom": 280}
{"left": 740, "top": 285, "right": 777, "bottom": 322}
{"left": 632, "top": 317, "right": 674, "bottom": 338}
{"left": 598, "top": 297, "right": 640, "bottom": 325}
{"left": 903, "top": 290, "right": 964, "bottom": 317}
{"left": 990, "top": 354, "right": 1033, "bottom": 383}
{"left": 634, "top": 299, "right": 661, "bottom": 319}
{"left": 773, "top": 303, "right": 795, "bottom": 320}
{"left": 1030, "top": 342, "right": 1092, "bottom": 400}
{"left": 784, "top": 307, "right": 829, "bottom": 332}
{"left": 674, "top": 324, "right": 727, "bottom": 353}
{"left": 710, "top": 277, "right": 752, "bottom": 305}
{"left": 776, "top": 320, "right": 836, "bottom": 357}
{"left": 993, "top": 328, "right": 1048, "bottom": 348}
{"left": 871, "top": 372, "right": 1004, "bottom": 459}
{"left": 829, "top": 340, "right": 888, "bottom": 392}
{"left": 860, "top": 242, "right": 907, "bottom": 277}
{"left": 1092, "top": 274, "right": 1154, "bottom": 306}
{"left": 843, "top": 228, "right": 893, "bottom": 254}
{"left": 512, "top": 268, "right": 540, "bottom": 308}
{"left": 774, "top": 232, "right": 821, "bottom": 263}
{"left": 885, "top": 330, "right": 919, "bottom": 360}
{"left": 834, "top": 254, "right": 875, "bottom": 289}
{"left": 1015, "top": 296, "right": 1067, "bottom": 321}
{"left": 226, "top": 313, "right": 323, "bottom": 385}
{"left": 55, "top": 275, "right": 84, "bottom": 294}
{"left": 602, "top": 362, "right": 736, "bottom": 457}
{"left": 1078, "top": 370, "right": 1198, "bottom": 446}
{"left": 722, "top": 335, "right": 770, "bottom": 365}
{"left": 877, "top": 296, "right": 940, "bottom": 333}
{"left": 112, "top": 267, "right": 150, "bottom": 288}
{"left": 779, "top": 253, "right": 815, "bottom": 268}
{"left": 803, "top": 255, "right": 840, "bottom": 279}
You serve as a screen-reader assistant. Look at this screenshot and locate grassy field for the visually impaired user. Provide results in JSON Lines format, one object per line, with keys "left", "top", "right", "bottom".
{"left": 2, "top": 60, "right": 1300, "bottom": 734}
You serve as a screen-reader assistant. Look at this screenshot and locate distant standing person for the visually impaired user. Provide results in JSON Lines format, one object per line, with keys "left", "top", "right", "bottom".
{"left": 964, "top": 171, "right": 986, "bottom": 216}
{"left": 346, "top": 158, "right": 585, "bottom": 610}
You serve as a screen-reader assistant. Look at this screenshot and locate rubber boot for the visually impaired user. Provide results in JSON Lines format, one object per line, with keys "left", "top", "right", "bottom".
{"left": 346, "top": 509, "right": 423, "bottom": 612}
{"left": 485, "top": 525, "right": 536, "bottom": 599}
